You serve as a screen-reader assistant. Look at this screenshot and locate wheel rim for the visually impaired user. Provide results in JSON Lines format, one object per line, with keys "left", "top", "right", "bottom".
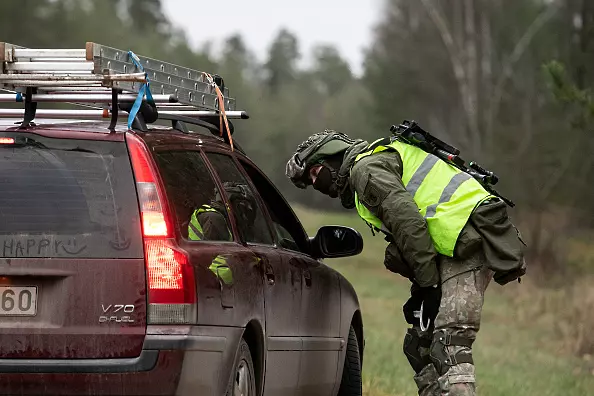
{"left": 234, "top": 359, "right": 251, "bottom": 396}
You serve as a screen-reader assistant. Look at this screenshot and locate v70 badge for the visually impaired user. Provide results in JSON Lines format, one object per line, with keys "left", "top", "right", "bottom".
{"left": 99, "top": 304, "right": 135, "bottom": 323}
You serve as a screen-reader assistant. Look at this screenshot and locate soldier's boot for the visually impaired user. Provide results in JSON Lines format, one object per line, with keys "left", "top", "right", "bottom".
{"left": 429, "top": 329, "right": 476, "bottom": 396}
{"left": 403, "top": 327, "right": 440, "bottom": 396}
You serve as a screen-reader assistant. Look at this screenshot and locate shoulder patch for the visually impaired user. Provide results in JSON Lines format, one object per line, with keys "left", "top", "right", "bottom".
{"left": 362, "top": 174, "right": 387, "bottom": 208}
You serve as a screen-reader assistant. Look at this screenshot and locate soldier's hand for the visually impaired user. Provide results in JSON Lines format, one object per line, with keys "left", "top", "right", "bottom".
{"left": 403, "top": 293, "right": 422, "bottom": 325}
{"left": 419, "top": 284, "right": 441, "bottom": 323}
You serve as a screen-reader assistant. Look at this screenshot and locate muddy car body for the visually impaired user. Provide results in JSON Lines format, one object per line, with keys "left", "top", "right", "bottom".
{"left": 0, "top": 116, "right": 365, "bottom": 396}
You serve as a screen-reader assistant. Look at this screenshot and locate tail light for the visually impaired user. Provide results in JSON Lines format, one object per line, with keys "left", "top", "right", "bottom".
{"left": 126, "top": 132, "right": 196, "bottom": 324}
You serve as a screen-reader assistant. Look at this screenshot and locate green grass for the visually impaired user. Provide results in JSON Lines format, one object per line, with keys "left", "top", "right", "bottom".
{"left": 293, "top": 204, "right": 594, "bottom": 396}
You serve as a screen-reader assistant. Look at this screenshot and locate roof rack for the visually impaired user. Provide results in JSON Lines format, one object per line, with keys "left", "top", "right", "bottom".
{"left": 0, "top": 42, "right": 247, "bottom": 145}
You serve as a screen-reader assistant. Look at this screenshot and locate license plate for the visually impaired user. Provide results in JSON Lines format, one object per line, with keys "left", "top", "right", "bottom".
{"left": 0, "top": 286, "right": 37, "bottom": 316}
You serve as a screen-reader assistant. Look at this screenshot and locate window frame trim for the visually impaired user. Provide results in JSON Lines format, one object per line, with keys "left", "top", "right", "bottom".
{"left": 202, "top": 149, "right": 276, "bottom": 248}
{"left": 233, "top": 153, "right": 312, "bottom": 256}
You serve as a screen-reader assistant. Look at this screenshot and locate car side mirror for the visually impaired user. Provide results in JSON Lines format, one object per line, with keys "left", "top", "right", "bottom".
{"left": 309, "top": 225, "right": 364, "bottom": 259}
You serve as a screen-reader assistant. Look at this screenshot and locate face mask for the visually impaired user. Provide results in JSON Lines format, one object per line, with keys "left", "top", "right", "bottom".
{"left": 313, "top": 166, "right": 338, "bottom": 198}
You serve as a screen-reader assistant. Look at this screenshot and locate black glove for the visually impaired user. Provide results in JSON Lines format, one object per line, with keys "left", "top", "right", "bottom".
{"left": 403, "top": 289, "right": 423, "bottom": 325}
{"left": 404, "top": 283, "right": 442, "bottom": 328}
{"left": 419, "top": 284, "right": 441, "bottom": 325}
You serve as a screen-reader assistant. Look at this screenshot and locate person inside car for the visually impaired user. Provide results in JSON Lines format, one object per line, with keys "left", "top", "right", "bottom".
{"left": 188, "top": 198, "right": 231, "bottom": 242}
{"left": 188, "top": 182, "right": 256, "bottom": 242}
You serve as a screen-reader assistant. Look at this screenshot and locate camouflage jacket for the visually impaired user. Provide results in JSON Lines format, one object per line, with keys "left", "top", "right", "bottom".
{"left": 346, "top": 149, "right": 440, "bottom": 287}
{"left": 340, "top": 142, "right": 526, "bottom": 288}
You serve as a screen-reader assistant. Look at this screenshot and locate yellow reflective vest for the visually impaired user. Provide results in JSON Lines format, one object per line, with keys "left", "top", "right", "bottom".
{"left": 188, "top": 205, "right": 232, "bottom": 241}
{"left": 353, "top": 139, "right": 492, "bottom": 257}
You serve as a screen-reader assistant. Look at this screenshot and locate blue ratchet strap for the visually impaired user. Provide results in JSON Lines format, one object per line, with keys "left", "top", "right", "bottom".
{"left": 127, "top": 51, "right": 155, "bottom": 129}
{"left": 15, "top": 92, "right": 23, "bottom": 102}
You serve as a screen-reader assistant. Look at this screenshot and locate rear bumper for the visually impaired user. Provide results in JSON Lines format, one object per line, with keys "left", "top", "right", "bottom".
{"left": 0, "top": 326, "right": 244, "bottom": 396}
{"left": 0, "top": 334, "right": 225, "bottom": 374}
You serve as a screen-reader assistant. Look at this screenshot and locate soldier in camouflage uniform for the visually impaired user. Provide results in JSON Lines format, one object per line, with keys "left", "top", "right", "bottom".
{"left": 285, "top": 131, "right": 526, "bottom": 396}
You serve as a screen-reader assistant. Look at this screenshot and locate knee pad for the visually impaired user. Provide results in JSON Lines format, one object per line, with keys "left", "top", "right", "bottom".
{"left": 403, "top": 328, "right": 432, "bottom": 374}
{"left": 429, "top": 329, "right": 475, "bottom": 376}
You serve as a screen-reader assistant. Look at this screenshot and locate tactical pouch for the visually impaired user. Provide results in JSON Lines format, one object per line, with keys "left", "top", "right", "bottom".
{"left": 403, "top": 328, "right": 432, "bottom": 374}
{"left": 494, "top": 258, "right": 527, "bottom": 285}
{"left": 454, "top": 222, "right": 482, "bottom": 260}
{"left": 469, "top": 199, "right": 527, "bottom": 282}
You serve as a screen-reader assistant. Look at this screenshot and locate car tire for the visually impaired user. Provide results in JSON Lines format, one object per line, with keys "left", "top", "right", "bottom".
{"left": 337, "top": 325, "right": 362, "bottom": 396}
{"left": 226, "top": 338, "right": 256, "bottom": 396}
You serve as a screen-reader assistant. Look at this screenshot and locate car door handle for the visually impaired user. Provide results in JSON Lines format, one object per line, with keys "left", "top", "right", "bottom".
{"left": 264, "top": 263, "right": 275, "bottom": 285}
{"left": 255, "top": 255, "right": 275, "bottom": 285}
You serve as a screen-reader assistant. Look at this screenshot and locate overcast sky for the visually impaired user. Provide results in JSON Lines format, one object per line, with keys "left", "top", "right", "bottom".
{"left": 161, "top": 0, "right": 383, "bottom": 76}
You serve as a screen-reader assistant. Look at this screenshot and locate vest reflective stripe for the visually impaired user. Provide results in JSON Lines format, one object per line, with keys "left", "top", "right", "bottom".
{"left": 406, "top": 154, "right": 439, "bottom": 197}
{"left": 424, "top": 172, "right": 471, "bottom": 218}
{"left": 188, "top": 210, "right": 206, "bottom": 240}
{"left": 353, "top": 140, "right": 492, "bottom": 256}
{"left": 188, "top": 219, "right": 205, "bottom": 240}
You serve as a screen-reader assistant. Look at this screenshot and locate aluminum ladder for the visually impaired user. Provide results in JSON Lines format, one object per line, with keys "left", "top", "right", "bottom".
{"left": 0, "top": 41, "right": 246, "bottom": 130}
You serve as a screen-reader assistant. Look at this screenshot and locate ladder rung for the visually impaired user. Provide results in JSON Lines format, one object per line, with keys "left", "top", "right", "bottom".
{"left": 159, "top": 110, "right": 247, "bottom": 119}
{"left": 0, "top": 73, "right": 145, "bottom": 82}
{"left": 29, "top": 58, "right": 88, "bottom": 63}
{"left": 5, "top": 81, "right": 100, "bottom": 87}
{"left": 0, "top": 109, "right": 125, "bottom": 119}
{"left": 43, "top": 87, "right": 111, "bottom": 92}
{"left": 156, "top": 105, "right": 197, "bottom": 110}
{"left": 0, "top": 93, "right": 175, "bottom": 103}
{"left": 11, "top": 48, "right": 86, "bottom": 59}
{"left": 5, "top": 62, "right": 94, "bottom": 72}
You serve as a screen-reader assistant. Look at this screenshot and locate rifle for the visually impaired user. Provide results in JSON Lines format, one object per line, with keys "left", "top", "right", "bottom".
{"left": 390, "top": 120, "right": 515, "bottom": 207}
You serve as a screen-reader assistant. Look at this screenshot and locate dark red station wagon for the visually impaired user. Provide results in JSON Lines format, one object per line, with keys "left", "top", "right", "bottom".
{"left": 0, "top": 42, "right": 365, "bottom": 396}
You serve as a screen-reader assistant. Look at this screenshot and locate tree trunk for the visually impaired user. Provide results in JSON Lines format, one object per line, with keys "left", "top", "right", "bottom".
{"left": 480, "top": 0, "right": 493, "bottom": 157}
{"left": 464, "top": 0, "right": 481, "bottom": 155}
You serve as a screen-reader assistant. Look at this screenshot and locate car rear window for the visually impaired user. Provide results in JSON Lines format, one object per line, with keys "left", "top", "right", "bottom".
{"left": 0, "top": 132, "right": 143, "bottom": 258}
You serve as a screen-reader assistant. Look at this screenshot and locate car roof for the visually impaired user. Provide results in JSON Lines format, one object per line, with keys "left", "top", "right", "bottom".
{"left": 0, "top": 119, "right": 128, "bottom": 141}
{"left": 0, "top": 118, "right": 236, "bottom": 150}
{"left": 139, "top": 127, "right": 233, "bottom": 151}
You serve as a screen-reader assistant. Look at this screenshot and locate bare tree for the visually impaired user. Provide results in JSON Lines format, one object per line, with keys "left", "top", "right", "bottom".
{"left": 419, "top": 0, "right": 562, "bottom": 159}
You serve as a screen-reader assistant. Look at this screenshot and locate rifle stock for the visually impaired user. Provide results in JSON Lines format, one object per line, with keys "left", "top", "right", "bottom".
{"left": 390, "top": 120, "right": 515, "bottom": 208}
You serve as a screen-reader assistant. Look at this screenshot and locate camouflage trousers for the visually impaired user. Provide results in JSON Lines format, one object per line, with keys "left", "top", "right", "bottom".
{"left": 413, "top": 255, "right": 494, "bottom": 396}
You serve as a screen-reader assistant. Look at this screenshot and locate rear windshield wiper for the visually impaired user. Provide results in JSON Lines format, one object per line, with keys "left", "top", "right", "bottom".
{"left": 66, "top": 147, "right": 97, "bottom": 154}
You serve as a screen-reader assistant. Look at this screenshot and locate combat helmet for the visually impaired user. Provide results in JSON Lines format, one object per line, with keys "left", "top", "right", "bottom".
{"left": 285, "top": 130, "right": 355, "bottom": 189}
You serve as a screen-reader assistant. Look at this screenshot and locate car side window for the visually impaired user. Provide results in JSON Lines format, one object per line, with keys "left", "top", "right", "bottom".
{"left": 238, "top": 159, "right": 310, "bottom": 254}
{"left": 205, "top": 153, "right": 274, "bottom": 246}
{"left": 153, "top": 150, "right": 233, "bottom": 242}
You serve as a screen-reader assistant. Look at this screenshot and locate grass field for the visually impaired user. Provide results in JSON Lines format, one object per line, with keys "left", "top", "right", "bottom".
{"left": 293, "top": 204, "right": 594, "bottom": 396}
